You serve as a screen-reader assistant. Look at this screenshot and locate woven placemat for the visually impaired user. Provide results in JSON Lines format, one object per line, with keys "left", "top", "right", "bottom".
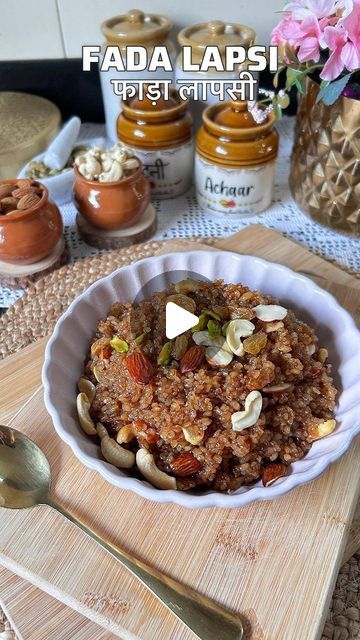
{"left": 1, "top": 238, "right": 359, "bottom": 640}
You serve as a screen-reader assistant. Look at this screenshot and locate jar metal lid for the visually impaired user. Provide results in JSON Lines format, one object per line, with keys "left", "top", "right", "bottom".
{"left": 102, "top": 9, "right": 172, "bottom": 44}
{"left": 178, "top": 20, "right": 256, "bottom": 52}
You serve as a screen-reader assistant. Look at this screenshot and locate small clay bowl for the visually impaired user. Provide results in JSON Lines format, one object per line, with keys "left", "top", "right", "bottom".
{"left": 73, "top": 161, "right": 151, "bottom": 230}
{"left": 0, "top": 180, "right": 63, "bottom": 265}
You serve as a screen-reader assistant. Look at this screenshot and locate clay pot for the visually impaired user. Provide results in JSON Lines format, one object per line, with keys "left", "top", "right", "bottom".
{"left": 0, "top": 181, "right": 63, "bottom": 265}
{"left": 73, "top": 162, "right": 151, "bottom": 230}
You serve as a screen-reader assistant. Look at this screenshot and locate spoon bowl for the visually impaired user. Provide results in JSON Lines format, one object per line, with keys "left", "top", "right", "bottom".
{"left": 0, "top": 425, "right": 50, "bottom": 509}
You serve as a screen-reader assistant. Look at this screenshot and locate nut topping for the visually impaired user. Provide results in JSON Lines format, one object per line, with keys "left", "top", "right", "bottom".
{"left": 252, "top": 304, "right": 288, "bottom": 321}
{"left": 171, "top": 452, "right": 203, "bottom": 477}
{"left": 205, "top": 346, "right": 233, "bottom": 367}
{"left": 126, "top": 351, "right": 154, "bottom": 384}
{"left": 226, "top": 319, "right": 255, "bottom": 357}
{"left": 136, "top": 448, "right": 176, "bottom": 489}
{"left": 308, "top": 419, "right": 336, "bottom": 442}
{"left": 231, "top": 390, "right": 263, "bottom": 432}
{"left": 179, "top": 345, "right": 205, "bottom": 373}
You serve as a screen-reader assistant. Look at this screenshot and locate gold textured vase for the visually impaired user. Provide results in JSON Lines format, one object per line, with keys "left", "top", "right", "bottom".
{"left": 289, "top": 78, "right": 360, "bottom": 236}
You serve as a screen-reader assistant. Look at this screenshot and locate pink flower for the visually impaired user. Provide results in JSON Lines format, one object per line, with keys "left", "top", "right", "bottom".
{"left": 297, "top": 15, "right": 327, "bottom": 61}
{"left": 271, "top": 15, "right": 301, "bottom": 47}
{"left": 340, "top": 0, "right": 360, "bottom": 70}
{"left": 284, "top": 0, "right": 337, "bottom": 19}
{"left": 321, "top": 25, "right": 348, "bottom": 78}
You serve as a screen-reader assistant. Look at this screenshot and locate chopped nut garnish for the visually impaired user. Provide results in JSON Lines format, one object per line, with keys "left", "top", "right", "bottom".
{"left": 226, "top": 319, "right": 255, "bottom": 357}
{"left": 110, "top": 336, "right": 129, "bottom": 353}
{"left": 308, "top": 419, "right": 336, "bottom": 442}
{"left": 231, "top": 391, "right": 263, "bottom": 432}
{"left": 252, "top": 304, "right": 288, "bottom": 321}
{"left": 158, "top": 341, "right": 173, "bottom": 366}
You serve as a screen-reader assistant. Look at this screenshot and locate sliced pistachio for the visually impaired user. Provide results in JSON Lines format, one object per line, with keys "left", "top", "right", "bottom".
{"left": 167, "top": 294, "right": 196, "bottom": 314}
{"left": 201, "top": 308, "right": 221, "bottom": 321}
{"left": 252, "top": 304, "right": 288, "bottom": 322}
{"left": 226, "top": 319, "right": 255, "bottom": 357}
{"left": 136, "top": 448, "right": 176, "bottom": 490}
{"left": 308, "top": 419, "right": 336, "bottom": 442}
{"left": 77, "top": 377, "right": 96, "bottom": 403}
{"left": 221, "top": 321, "right": 230, "bottom": 336}
{"left": 182, "top": 426, "right": 204, "bottom": 445}
{"left": 158, "top": 341, "right": 173, "bottom": 365}
{"left": 205, "top": 346, "right": 233, "bottom": 367}
{"left": 77, "top": 393, "right": 97, "bottom": 435}
{"left": 134, "top": 332, "right": 146, "bottom": 346}
{"left": 207, "top": 319, "right": 221, "bottom": 339}
{"left": 110, "top": 336, "right": 129, "bottom": 353}
{"left": 231, "top": 391, "right": 262, "bottom": 432}
{"left": 191, "top": 313, "right": 208, "bottom": 332}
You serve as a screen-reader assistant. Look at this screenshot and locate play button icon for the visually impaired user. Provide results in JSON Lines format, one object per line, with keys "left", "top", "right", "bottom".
{"left": 165, "top": 302, "right": 199, "bottom": 340}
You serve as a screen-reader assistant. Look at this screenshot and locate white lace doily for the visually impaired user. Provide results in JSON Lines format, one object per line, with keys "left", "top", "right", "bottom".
{"left": 1, "top": 118, "right": 359, "bottom": 308}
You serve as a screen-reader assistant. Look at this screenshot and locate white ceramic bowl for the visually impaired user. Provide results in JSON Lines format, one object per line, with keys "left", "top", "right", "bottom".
{"left": 42, "top": 251, "right": 360, "bottom": 508}
{"left": 17, "top": 137, "right": 107, "bottom": 206}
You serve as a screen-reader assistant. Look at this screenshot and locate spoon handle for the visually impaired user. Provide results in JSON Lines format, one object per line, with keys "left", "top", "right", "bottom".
{"left": 47, "top": 498, "right": 243, "bottom": 640}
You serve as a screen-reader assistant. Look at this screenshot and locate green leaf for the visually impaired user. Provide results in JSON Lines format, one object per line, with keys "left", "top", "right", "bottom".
{"left": 295, "top": 77, "right": 305, "bottom": 94}
{"left": 273, "top": 66, "right": 285, "bottom": 89}
{"left": 286, "top": 67, "right": 303, "bottom": 91}
{"left": 316, "top": 73, "right": 352, "bottom": 105}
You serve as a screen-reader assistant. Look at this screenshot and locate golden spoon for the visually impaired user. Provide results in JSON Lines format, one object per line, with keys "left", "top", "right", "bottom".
{"left": 0, "top": 425, "right": 243, "bottom": 640}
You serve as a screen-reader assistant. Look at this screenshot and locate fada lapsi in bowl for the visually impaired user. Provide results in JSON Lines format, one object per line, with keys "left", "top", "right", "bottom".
{"left": 42, "top": 251, "right": 360, "bottom": 508}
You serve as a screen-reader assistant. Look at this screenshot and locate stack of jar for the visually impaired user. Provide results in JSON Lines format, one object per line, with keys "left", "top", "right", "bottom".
{"left": 100, "top": 9, "right": 279, "bottom": 217}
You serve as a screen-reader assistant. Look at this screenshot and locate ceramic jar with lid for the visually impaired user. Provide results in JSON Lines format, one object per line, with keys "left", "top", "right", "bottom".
{"left": 118, "top": 89, "right": 193, "bottom": 199}
{"left": 100, "top": 9, "right": 175, "bottom": 142}
{"left": 176, "top": 21, "right": 256, "bottom": 127}
{"left": 195, "top": 100, "right": 279, "bottom": 218}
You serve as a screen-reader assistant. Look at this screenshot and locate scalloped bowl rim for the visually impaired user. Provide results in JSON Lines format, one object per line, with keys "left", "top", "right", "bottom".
{"left": 42, "top": 250, "right": 360, "bottom": 508}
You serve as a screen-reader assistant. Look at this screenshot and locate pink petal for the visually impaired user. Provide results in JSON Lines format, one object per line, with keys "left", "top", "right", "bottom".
{"left": 298, "top": 36, "right": 321, "bottom": 62}
{"left": 341, "top": 41, "right": 360, "bottom": 70}
{"left": 323, "top": 25, "right": 348, "bottom": 50}
{"left": 320, "top": 49, "right": 346, "bottom": 80}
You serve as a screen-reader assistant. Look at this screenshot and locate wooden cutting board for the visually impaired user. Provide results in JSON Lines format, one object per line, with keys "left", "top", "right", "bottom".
{"left": 1, "top": 226, "right": 360, "bottom": 640}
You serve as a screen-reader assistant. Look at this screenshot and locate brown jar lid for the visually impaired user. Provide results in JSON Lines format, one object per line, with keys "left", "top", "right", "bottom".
{"left": 101, "top": 9, "right": 172, "bottom": 45}
{"left": 118, "top": 89, "right": 192, "bottom": 149}
{"left": 197, "top": 100, "right": 279, "bottom": 167}
{"left": 178, "top": 20, "right": 255, "bottom": 52}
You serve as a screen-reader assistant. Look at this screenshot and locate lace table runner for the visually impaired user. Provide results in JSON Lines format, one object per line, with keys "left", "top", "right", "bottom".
{"left": 1, "top": 117, "right": 359, "bottom": 308}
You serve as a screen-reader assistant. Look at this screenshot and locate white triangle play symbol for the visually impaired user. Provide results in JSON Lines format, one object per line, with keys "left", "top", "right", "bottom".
{"left": 165, "top": 302, "right": 199, "bottom": 340}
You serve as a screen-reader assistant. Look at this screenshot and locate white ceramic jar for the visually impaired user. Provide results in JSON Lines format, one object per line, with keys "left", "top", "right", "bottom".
{"left": 195, "top": 100, "right": 279, "bottom": 218}
{"left": 100, "top": 9, "right": 175, "bottom": 142}
{"left": 117, "top": 90, "right": 193, "bottom": 199}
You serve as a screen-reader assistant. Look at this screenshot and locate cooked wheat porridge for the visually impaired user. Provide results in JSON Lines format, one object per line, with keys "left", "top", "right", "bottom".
{"left": 77, "top": 279, "right": 337, "bottom": 492}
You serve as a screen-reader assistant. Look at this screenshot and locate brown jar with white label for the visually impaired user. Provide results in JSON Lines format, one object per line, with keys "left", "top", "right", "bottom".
{"left": 117, "top": 89, "right": 193, "bottom": 199}
{"left": 195, "top": 100, "right": 279, "bottom": 218}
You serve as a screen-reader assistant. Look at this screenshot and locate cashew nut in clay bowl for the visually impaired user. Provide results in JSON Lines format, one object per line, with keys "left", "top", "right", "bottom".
{"left": 73, "top": 154, "right": 151, "bottom": 230}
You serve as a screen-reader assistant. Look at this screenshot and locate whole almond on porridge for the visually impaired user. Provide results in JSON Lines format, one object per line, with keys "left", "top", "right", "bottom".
{"left": 0, "top": 184, "right": 14, "bottom": 199}
{"left": 171, "top": 452, "right": 202, "bottom": 477}
{"left": 17, "top": 193, "right": 41, "bottom": 210}
{"left": 179, "top": 345, "right": 205, "bottom": 373}
{"left": 126, "top": 351, "right": 154, "bottom": 385}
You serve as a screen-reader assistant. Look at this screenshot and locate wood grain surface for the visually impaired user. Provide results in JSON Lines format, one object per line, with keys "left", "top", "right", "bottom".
{"left": 1, "top": 226, "right": 359, "bottom": 640}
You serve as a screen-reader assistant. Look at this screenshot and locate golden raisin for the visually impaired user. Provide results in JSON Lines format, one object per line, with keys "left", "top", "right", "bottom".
{"left": 243, "top": 332, "right": 268, "bottom": 355}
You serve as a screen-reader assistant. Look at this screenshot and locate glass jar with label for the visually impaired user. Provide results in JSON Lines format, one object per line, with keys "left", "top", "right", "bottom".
{"left": 117, "top": 89, "right": 193, "bottom": 199}
{"left": 176, "top": 20, "right": 256, "bottom": 127}
{"left": 195, "top": 100, "right": 279, "bottom": 218}
{"left": 100, "top": 9, "right": 175, "bottom": 142}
